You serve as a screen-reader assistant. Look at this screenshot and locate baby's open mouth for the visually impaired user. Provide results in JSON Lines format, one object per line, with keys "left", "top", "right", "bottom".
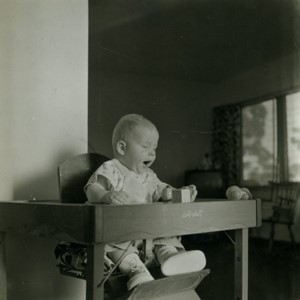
{"left": 143, "top": 161, "right": 152, "bottom": 166}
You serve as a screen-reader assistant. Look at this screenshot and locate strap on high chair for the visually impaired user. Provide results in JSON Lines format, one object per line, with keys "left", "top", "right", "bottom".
{"left": 143, "top": 239, "right": 154, "bottom": 261}
{"left": 98, "top": 239, "right": 154, "bottom": 288}
{"left": 97, "top": 241, "right": 134, "bottom": 288}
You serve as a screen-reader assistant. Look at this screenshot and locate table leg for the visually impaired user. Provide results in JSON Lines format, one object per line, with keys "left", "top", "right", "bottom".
{"left": 234, "top": 228, "right": 248, "bottom": 300}
{"left": 86, "top": 244, "right": 105, "bottom": 300}
{"left": 0, "top": 232, "right": 7, "bottom": 300}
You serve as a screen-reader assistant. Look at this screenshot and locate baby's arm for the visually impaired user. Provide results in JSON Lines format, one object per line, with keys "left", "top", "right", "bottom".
{"left": 85, "top": 162, "right": 131, "bottom": 204}
{"left": 185, "top": 184, "right": 197, "bottom": 202}
{"left": 154, "top": 172, "right": 197, "bottom": 202}
{"left": 86, "top": 182, "right": 130, "bottom": 204}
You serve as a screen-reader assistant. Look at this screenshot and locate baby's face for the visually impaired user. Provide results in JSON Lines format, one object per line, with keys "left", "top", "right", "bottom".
{"left": 121, "top": 126, "right": 159, "bottom": 173}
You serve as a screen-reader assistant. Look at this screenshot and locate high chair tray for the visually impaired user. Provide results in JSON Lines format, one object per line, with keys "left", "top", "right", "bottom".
{"left": 127, "top": 269, "right": 210, "bottom": 300}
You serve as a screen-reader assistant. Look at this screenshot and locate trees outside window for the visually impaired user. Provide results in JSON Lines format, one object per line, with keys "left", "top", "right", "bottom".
{"left": 241, "top": 92, "right": 300, "bottom": 186}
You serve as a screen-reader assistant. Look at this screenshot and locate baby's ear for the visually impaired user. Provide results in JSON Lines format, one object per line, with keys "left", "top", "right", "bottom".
{"left": 116, "top": 140, "right": 126, "bottom": 155}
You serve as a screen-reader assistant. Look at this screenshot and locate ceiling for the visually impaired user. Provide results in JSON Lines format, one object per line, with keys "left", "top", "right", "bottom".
{"left": 89, "top": 0, "right": 300, "bottom": 83}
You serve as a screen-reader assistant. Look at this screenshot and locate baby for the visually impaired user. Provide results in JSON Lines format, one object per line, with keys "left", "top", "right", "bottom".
{"left": 85, "top": 114, "right": 206, "bottom": 291}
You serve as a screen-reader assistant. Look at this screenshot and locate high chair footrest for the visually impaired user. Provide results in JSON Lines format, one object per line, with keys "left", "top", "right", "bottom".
{"left": 127, "top": 269, "right": 210, "bottom": 300}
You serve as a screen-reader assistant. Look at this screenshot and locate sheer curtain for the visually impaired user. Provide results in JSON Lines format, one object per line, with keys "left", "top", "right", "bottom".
{"left": 242, "top": 99, "right": 278, "bottom": 186}
{"left": 286, "top": 92, "right": 300, "bottom": 182}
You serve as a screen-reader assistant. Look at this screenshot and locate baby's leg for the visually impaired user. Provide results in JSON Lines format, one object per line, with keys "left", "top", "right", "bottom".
{"left": 154, "top": 237, "right": 206, "bottom": 276}
{"left": 107, "top": 243, "right": 154, "bottom": 291}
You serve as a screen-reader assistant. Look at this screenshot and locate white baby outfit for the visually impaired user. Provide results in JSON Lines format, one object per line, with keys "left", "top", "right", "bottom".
{"left": 85, "top": 159, "right": 184, "bottom": 250}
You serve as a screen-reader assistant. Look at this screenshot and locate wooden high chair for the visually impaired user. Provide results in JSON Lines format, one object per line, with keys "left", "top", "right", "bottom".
{"left": 58, "top": 152, "right": 109, "bottom": 204}
{"left": 55, "top": 152, "right": 109, "bottom": 280}
{"left": 56, "top": 153, "right": 210, "bottom": 299}
{"left": 0, "top": 183, "right": 260, "bottom": 300}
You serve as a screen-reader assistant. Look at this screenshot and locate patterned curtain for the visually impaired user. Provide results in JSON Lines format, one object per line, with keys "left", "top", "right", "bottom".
{"left": 212, "top": 104, "right": 242, "bottom": 187}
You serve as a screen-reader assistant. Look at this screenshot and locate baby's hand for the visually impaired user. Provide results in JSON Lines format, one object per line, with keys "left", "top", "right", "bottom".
{"left": 104, "top": 191, "right": 130, "bottom": 205}
{"left": 181, "top": 185, "right": 197, "bottom": 202}
{"left": 161, "top": 186, "right": 173, "bottom": 201}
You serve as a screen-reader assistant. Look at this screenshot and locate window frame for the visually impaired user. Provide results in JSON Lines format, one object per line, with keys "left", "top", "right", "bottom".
{"left": 240, "top": 89, "right": 300, "bottom": 187}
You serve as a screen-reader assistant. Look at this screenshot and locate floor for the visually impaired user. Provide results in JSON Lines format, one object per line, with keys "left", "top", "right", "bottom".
{"left": 181, "top": 233, "right": 300, "bottom": 300}
{"left": 107, "top": 234, "right": 300, "bottom": 299}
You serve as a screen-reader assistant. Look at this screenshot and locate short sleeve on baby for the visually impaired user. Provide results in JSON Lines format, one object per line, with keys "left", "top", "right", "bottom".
{"left": 84, "top": 159, "right": 124, "bottom": 193}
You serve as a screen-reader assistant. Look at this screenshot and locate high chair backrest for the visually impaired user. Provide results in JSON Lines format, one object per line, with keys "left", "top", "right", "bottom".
{"left": 58, "top": 153, "right": 109, "bottom": 203}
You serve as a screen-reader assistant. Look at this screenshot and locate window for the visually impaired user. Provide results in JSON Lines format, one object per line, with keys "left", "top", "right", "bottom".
{"left": 242, "top": 100, "right": 277, "bottom": 185}
{"left": 241, "top": 92, "right": 300, "bottom": 186}
{"left": 287, "top": 92, "right": 300, "bottom": 181}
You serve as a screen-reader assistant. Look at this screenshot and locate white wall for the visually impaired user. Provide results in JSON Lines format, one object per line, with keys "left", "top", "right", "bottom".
{"left": 0, "top": 0, "right": 88, "bottom": 299}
